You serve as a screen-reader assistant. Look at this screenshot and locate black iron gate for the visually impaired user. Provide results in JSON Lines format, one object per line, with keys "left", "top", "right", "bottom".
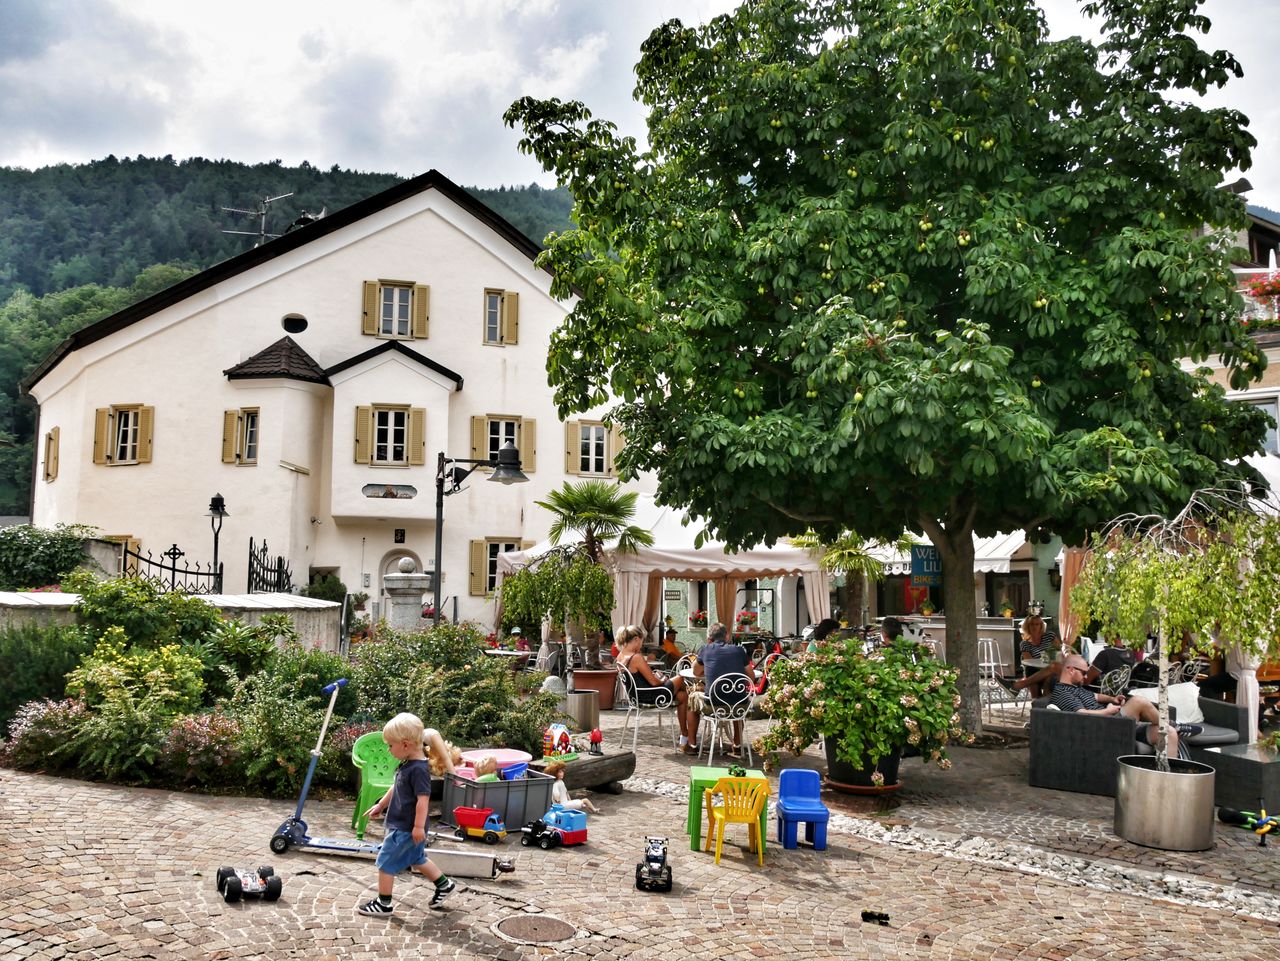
{"left": 121, "top": 542, "right": 223, "bottom": 594}
{"left": 247, "top": 537, "right": 293, "bottom": 593}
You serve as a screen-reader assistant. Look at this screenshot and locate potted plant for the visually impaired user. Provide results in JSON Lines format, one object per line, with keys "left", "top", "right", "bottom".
{"left": 351, "top": 591, "right": 369, "bottom": 612}
{"left": 998, "top": 598, "right": 1015, "bottom": 618}
{"left": 1071, "top": 489, "right": 1280, "bottom": 850}
{"left": 689, "top": 609, "right": 708, "bottom": 629}
{"left": 919, "top": 598, "right": 936, "bottom": 616}
{"left": 735, "top": 610, "right": 759, "bottom": 632}
{"left": 756, "top": 636, "right": 964, "bottom": 793}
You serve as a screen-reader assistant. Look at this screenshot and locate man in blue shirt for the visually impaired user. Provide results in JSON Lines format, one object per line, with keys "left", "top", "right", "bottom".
{"left": 691, "top": 623, "right": 756, "bottom": 757}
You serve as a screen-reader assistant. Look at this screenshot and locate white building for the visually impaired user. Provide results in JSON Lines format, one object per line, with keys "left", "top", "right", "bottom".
{"left": 24, "top": 170, "right": 654, "bottom": 623}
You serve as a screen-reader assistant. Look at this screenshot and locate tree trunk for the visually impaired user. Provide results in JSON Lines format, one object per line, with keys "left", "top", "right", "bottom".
{"left": 934, "top": 525, "right": 981, "bottom": 735}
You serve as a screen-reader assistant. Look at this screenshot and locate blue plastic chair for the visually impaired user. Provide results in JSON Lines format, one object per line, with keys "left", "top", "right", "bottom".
{"left": 775, "top": 768, "right": 829, "bottom": 851}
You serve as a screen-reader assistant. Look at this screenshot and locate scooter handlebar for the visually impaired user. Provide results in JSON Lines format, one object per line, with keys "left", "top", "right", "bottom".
{"left": 322, "top": 678, "right": 349, "bottom": 695}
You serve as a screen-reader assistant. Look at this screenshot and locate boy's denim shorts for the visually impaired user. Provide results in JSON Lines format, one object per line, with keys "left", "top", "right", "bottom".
{"left": 376, "top": 828, "right": 427, "bottom": 874}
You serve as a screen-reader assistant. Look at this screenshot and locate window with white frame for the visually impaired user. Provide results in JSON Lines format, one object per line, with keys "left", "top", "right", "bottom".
{"left": 93, "top": 405, "right": 154, "bottom": 466}
{"left": 373, "top": 407, "right": 408, "bottom": 465}
{"left": 484, "top": 289, "right": 503, "bottom": 344}
{"left": 114, "top": 407, "right": 141, "bottom": 462}
{"left": 482, "top": 288, "right": 519, "bottom": 345}
{"left": 486, "top": 540, "right": 520, "bottom": 594}
{"left": 487, "top": 418, "right": 518, "bottom": 460}
{"left": 1251, "top": 397, "right": 1279, "bottom": 454}
{"left": 579, "top": 422, "right": 607, "bottom": 474}
{"left": 222, "top": 408, "right": 259, "bottom": 465}
{"left": 381, "top": 284, "right": 412, "bottom": 337}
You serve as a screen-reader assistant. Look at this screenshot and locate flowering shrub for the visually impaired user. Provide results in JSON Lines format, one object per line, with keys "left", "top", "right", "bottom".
{"left": 1, "top": 698, "right": 88, "bottom": 770}
{"left": 64, "top": 628, "right": 205, "bottom": 716}
{"left": 755, "top": 638, "right": 966, "bottom": 780}
{"left": 689, "top": 610, "right": 708, "bottom": 628}
{"left": 735, "top": 610, "right": 758, "bottom": 628}
{"left": 161, "top": 711, "right": 244, "bottom": 787}
{"left": 1245, "top": 273, "right": 1280, "bottom": 298}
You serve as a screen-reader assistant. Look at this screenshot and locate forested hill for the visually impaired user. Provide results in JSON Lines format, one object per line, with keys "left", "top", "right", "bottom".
{"left": 0, "top": 155, "right": 574, "bottom": 302}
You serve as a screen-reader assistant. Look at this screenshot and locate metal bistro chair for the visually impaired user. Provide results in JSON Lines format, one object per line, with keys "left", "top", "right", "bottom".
{"left": 1098, "top": 665, "right": 1133, "bottom": 697}
{"left": 978, "top": 638, "right": 1024, "bottom": 722}
{"left": 696, "top": 673, "right": 756, "bottom": 767}
{"left": 617, "top": 668, "right": 680, "bottom": 751}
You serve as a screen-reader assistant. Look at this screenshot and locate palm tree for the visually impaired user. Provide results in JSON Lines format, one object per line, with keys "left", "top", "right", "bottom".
{"left": 536, "top": 480, "right": 655, "bottom": 666}
{"left": 537, "top": 480, "right": 655, "bottom": 563}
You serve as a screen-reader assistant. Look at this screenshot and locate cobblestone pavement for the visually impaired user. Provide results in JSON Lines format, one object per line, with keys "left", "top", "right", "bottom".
{"left": 3, "top": 707, "right": 1280, "bottom": 960}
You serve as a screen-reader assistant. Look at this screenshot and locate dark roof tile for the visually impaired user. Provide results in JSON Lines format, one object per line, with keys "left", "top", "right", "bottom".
{"left": 224, "top": 336, "right": 329, "bottom": 384}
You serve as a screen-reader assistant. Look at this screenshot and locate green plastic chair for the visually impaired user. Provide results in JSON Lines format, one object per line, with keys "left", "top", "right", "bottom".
{"left": 351, "top": 731, "right": 399, "bottom": 839}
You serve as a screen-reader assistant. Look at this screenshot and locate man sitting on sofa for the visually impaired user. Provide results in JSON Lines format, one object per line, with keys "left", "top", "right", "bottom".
{"left": 1053, "top": 655, "right": 1200, "bottom": 758}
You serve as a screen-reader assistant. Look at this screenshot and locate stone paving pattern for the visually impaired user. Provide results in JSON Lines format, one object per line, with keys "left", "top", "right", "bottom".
{"left": 3, "top": 707, "right": 1280, "bottom": 960}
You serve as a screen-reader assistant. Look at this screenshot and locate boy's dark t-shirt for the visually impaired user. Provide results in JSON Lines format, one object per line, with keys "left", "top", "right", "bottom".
{"left": 1091, "top": 646, "right": 1136, "bottom": 677}
{"left": 385, "top": 758, "right": 432, "bottom": 832}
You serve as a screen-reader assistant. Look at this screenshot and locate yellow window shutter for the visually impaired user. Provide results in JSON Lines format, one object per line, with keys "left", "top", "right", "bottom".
{"left": 362, "top": 281, "right": 379, "bottom": 335}
{"left": 563, "top": 420, "right": 579, "bottom": 475}
{"left": 470, "top": 416, "right": 486, "bottom": 460}
{"left": 519, "top": 418, "right": 536, "bottom": 473}
{"left": 93, "top": 408, "right": 110, "bottom": 464}
{"left": 412, "top": 284, "right": 430, "bottom": 339}
{"left": 502, "top": 291, "right": 519, "bottom": 344}
{"left": 221, "top": 410, "right": 240, "bottom": 463}
{"left": 469, "top": 540, "right": 488, "bottom": 596}
{"left": 354, "top": 406, "right": 372, "bottom": 463}
{"left": 137, "top": 406, "right": 155, "bottom": 463}
{"left": 606, "top": 424, "right": 624, "bottom": 476}
{"left": 408, "top": 408, "right": 427, "bottom": 465}
{"left": 44, "top": 427, "right": 60, "bottom": 481}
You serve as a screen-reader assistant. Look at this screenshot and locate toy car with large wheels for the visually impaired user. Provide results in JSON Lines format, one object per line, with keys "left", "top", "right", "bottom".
{"left": 216, "top": 865, "right": 283, "bottom": 903}
{"left": 453, "top": 806, "right": 507, "bottom": 844}
{"left": 520, "top": 818, "right": 563, "bottom": 850}
{"left": 635, "top": 835, "right": 672, "bottom": 892}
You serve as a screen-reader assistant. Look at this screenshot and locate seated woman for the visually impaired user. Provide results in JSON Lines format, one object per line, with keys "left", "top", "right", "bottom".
{"left": 997, "top": 614, "right": 1063, "bottom": 698}
{"left": 615, "top": 624, "right": 696, "bottom": 753}
{"left": 806, "top": 617, "right": 840, "bottom": 654}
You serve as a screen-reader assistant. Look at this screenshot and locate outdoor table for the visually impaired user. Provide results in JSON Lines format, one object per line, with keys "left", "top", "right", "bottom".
{"left": 686, "top": 764, "right": 768, "bottom": 853}
{"left": 482, "top": 649, "right": 530, "bottom": 671}
{"left": 1022, "top": 656, "right": 1050, "bottom": 672}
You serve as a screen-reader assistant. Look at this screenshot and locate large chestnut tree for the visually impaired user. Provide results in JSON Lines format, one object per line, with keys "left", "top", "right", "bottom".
{"left": 504, "top": 0, "right": 1266, "bottom": 732}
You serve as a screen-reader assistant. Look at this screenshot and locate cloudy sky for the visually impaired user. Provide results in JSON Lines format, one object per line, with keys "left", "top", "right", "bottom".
{"left": 2, "top": 0, "right": 1277, "bottom": 208}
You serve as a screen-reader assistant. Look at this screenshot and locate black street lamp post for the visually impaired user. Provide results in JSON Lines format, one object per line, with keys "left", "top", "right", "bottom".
{"left": 207, "top": 493, "right": 229, "bottom": 592}
{"left": 433, "top": 441, "right": 527, "bottom": 625}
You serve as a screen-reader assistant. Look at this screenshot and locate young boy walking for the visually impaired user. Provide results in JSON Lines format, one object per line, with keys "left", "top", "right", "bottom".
{"left": 357, "top": 712, "right": 456, "bottom": 917}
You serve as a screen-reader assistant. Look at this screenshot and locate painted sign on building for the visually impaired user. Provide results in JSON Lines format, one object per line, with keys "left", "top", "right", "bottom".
{"left": 911, "top": 545, "right": 942, "bottom": 587}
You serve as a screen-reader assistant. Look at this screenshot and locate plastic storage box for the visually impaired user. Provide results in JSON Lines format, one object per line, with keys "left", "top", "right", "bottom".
{"left": 441, "top": 768, "right": 555, "bottom": 828}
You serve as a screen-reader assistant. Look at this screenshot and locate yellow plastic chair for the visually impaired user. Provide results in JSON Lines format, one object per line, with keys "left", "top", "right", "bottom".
{"left": 351, "top": 731, "right": 399, "bottom": 839}
{"left": 702, "top": 776, "right": 770, "bottom": 865}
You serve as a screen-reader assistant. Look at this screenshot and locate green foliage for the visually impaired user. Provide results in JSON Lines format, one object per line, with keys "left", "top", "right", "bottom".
{"left": 537, "top": 480, "right": 655, "bottom": 562}
{"left": 757, "top": 638, "right": 964, "bottom": 775}
{"left": 302, "top": 574, "right": 348, "bottom": 603}
{"left": 1, "top": 698, "right": 88, "bottom": 770}
{"left": 349, "top": 627, "right": 438, "bottom": 720}
{"left": 0, "top": 623, "right": 93, "bottom": 729}
{"left": 505, "top": 0, "right": 1266, "bottom": 732}
{"left": 0, "top": 523, "right": 97, "bottom": 590}
{"left": 64, "top": 629, "right": 205, "bottom": 716}
{"left": 256, "top": 640, "right": 354, "bottom": 717}
{"left": 500, "top": 548, "right": 614, "bottom": 634}
{"left": 160, "top": 711, "right": 245, "bottom": 787}
{"left": 315, "top": 720, "right": 381, "bottom": 790}
{"left": 65, "top": 571, "right": 223, "bottom": 649}
{"left": 69, "top": 687, "right": 174, "bottom": 784}
{"left": 223, "top": 669, "right": 329, "bottom": 797}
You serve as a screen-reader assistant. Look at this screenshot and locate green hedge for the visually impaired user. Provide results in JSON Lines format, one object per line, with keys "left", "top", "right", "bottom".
{"left": 0, "top": 623, "right": 92, "bottom": 730}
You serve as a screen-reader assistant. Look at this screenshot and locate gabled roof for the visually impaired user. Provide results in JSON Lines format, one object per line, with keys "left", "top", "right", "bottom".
{"left": 22, "top": 169, "right": 543, "bottom": 394}
{"left": 324, "top": 340, "right": 464, "bottom": 391}
{"left": 1247, "top": 204, "right": 1280, "bottom": 231}
{"left": 223, "top": 336, "right": 330, "bottom": 385}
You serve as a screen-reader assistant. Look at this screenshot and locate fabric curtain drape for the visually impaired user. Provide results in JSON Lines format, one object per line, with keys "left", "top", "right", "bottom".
{"left": 802, "top": 568, "right": 832, "bottom": 624}
{"left": 611, "top": 571, "right": 650, "bottom": 637}
{"left": 641, "top": 574, "right": 664, "bottom": 639}
{"left": 1056, "top": 547, "right": 1089, "bottom": 648}
{"left": 714, "top": 578, "right": 738, "bottom": 631}
{"left": 1228, "top": 642, "right": 1262, "bottom": 744}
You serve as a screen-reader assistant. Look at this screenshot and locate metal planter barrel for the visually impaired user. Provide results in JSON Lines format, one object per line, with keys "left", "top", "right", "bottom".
{"left": 1113, "top": 755, "right": 1215, "bottom": 851}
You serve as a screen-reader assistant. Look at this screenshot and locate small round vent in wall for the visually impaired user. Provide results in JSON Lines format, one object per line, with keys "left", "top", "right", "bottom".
{"left": 282, "top": 314, "right": 308, "bottom": 333}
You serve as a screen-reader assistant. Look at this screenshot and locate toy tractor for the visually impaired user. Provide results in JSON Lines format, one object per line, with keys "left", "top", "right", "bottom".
{"left": 520, "top": 818, "right": 563, "bottom": 850}
{"left": 216, "top": 865, "right": 283, "bottom": 903}
{"left": 635, "top": 835, "right": 672, "bottom": 892}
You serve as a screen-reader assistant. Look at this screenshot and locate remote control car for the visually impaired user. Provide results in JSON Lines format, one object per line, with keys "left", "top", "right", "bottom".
{"left": 635, "top": 835, "right": 672, "bottom": 892}
{"left": 520, "top": 817, "right": 563, "bottom": 850}
{"left": 215, "top": 865, "right": 283, "bottom": 903}
{"left": 453, "top": 806, "right": 507, "bottom": 844}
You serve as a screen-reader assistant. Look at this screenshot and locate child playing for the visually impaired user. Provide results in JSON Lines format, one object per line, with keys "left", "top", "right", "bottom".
{"left": 545, "top": 760, "right": 600, "bottom": 813}
{"left": 357, "top": 712, "right": 456, "bottom": 917}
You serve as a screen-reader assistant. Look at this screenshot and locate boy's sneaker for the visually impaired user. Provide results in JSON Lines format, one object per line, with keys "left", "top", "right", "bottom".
{"left": 358, "top": 897, "right": 393, "bottom": 917}
{"left": 430, "top": 877, "right": 456, "bottom": 907}
{"left": 994, "top": 675, "right": 1021, "bottom": 696}
{"left": 1175, "top": 723, "right": 1203, "bottom": 740}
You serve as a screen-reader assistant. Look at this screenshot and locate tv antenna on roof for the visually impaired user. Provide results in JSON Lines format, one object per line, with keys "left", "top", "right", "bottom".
{"left": 221, "top": 192, "right": 294, "bottom": 247}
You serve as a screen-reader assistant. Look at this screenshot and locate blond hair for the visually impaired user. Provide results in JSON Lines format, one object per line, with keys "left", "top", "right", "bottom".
{"left": 383, "top": 712, "right": 424, "bottom": 744}
{"left": 616, "top": 624, "right": 644, "bottom": 646}
{"left": 544, "top": 759, "right": 567, "bottom": 778}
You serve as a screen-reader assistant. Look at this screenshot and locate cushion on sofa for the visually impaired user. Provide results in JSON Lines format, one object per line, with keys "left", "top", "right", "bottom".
{"left": 1184, "top": 723, "right": 1239, "bottom": 746}
{"left": 1125, "top": 681, "right": 1204, "bottom": 723}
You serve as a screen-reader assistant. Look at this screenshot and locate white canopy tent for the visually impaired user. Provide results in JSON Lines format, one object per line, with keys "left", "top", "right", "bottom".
{"left": 869, "top": 530, "right": 1029, "bottom": 575}
{"left": 495, "top": 494, "right": 830, "bottom": 638}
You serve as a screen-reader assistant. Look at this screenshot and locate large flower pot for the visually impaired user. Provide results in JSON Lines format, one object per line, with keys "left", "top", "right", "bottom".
{"left": 569, "top": 669, "right": 617, "bottom": 711}
{"left": 823, "top": 739, "right": 902, "bottom": 794}
{"left": 1114, "top": 755, "right": 1215, "bottom": 851}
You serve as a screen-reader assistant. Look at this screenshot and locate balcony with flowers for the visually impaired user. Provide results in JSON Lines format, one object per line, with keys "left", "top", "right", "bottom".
{"left": 1236, "top": 267, "right": 1280, "bottom": 331}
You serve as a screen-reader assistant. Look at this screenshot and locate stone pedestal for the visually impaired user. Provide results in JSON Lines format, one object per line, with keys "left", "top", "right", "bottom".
{"left": 382, "top": 557, "right": 431, "bottom": 632}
